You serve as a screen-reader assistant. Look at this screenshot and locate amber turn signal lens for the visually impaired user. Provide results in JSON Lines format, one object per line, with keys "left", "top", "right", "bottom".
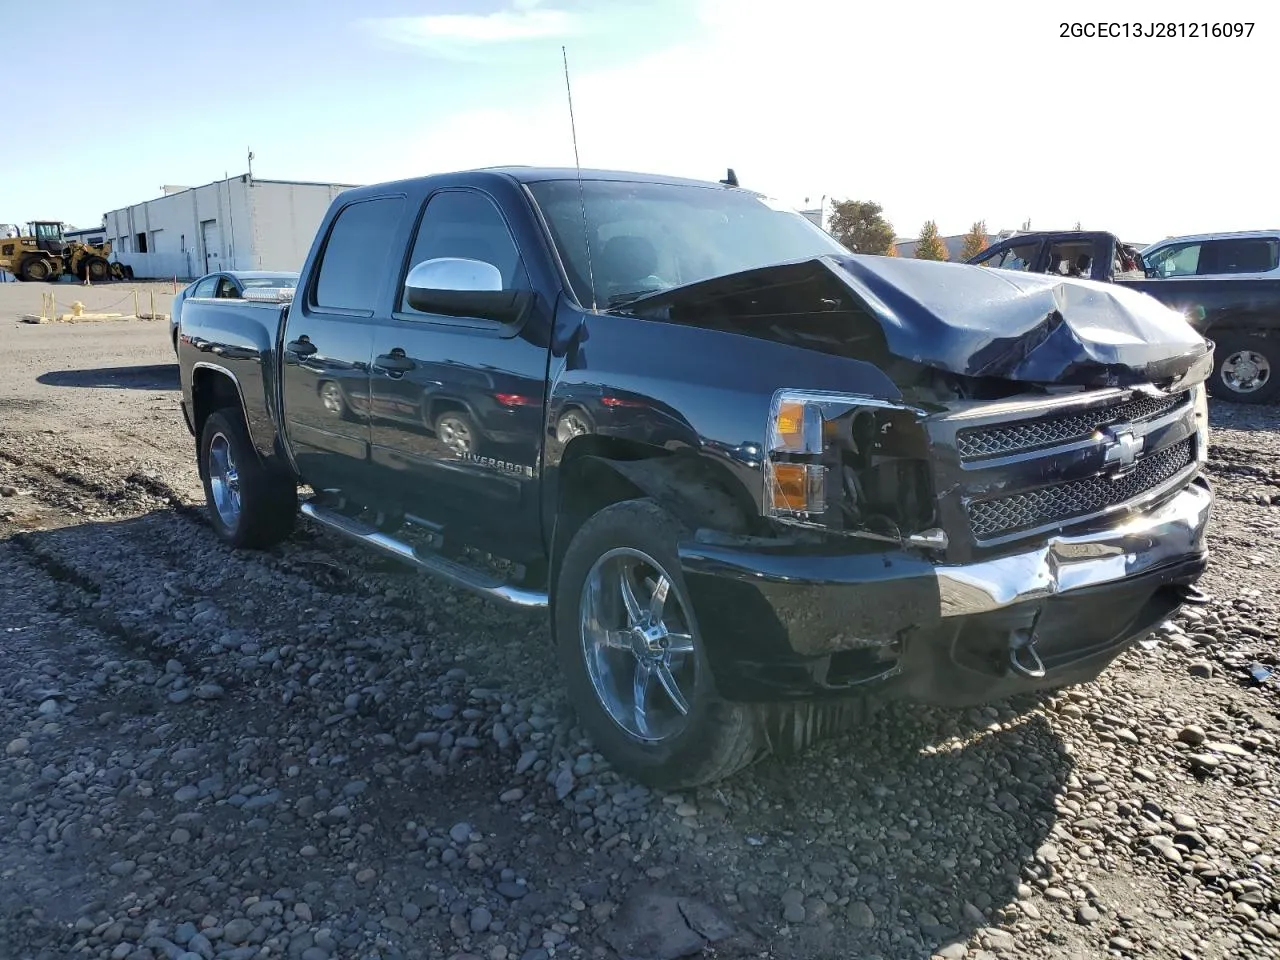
{"left": 770, "top": 463, "right": 825, "bottom": 514}
{"left": 775, "top": 400, "right": 806, "bottom": 451}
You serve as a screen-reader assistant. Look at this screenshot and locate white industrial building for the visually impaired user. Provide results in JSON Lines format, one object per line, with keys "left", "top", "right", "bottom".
{"left": 103, "top": 173, "right": 361, "bottom": 280}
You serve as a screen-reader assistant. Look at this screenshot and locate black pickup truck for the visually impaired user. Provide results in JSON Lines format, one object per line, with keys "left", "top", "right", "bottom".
{"left": 967, "top": 230, "right": 1280, "bottom": 403}
{"left": 175, "top": 168, "right": 1215, "bottom": 788}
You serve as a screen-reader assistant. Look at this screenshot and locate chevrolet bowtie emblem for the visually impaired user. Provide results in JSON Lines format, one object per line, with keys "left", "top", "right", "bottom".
{"left": 1101, "top": 425, "right": 1143, "bottom": 476}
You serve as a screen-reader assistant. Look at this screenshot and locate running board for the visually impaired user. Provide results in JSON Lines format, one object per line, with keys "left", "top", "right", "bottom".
{"left": 298, "top": 501, "right": 548, "bottom": 611}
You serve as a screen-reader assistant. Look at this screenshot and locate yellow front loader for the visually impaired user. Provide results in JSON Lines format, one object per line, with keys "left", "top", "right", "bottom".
{"left": 0, "top": 221, "right": 132, "bottom": 282}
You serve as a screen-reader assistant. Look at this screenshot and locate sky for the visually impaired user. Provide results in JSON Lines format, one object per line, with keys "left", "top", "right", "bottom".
{"left": 2, "top": 0, "right": 1273, "bottom": 243}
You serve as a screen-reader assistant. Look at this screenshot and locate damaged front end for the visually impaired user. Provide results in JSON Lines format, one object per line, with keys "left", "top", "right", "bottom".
{"left": 650, "top": 254, "right": 1215, "bottom": 704}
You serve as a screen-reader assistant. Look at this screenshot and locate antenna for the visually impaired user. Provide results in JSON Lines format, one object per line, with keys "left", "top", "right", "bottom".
{"left": 720, "top": 168, "right": 739, "bottom": 187}
{"left": 562, "top": 45, "right": 597, "bottom": 313}
{"left": 247, "top": 148, "right": 255, "bottom": 180}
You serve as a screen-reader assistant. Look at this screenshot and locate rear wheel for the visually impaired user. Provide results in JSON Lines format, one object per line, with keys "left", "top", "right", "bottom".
{"left": 553, "top": 498, "right": 767, "bottom": 788}
{"left": 198, "top": 408, "right": 298, "bottom": 548}
{"left": 434, "top": 409, "right": 479, "bottom": 457}
{"left": 1209, "top": 332, "right": 1279, "bottom": 404}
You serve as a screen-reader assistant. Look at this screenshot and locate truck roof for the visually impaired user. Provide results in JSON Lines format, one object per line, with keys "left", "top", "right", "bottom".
{"left": 338, "top": 166, "right": 749, "bottom": 200}
{"left": 1145, "top": 229, "right": 1280, "bottom": 245}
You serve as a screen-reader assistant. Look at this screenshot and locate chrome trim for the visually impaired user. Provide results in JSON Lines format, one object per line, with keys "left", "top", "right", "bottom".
{"left": 936, "top": 383, "right": 1187, "bottom": 428}
{"left": 937, "top": 479, "right": 1211, "bottom": 618}
{"left": 299, "top": 501, "right": 548, "bottom": 611}
{"left": 954, "top": 398, "right": 1192, "bottom": 472}
{"left": 967, "top": 454, "right": 1199, "bottom": 549}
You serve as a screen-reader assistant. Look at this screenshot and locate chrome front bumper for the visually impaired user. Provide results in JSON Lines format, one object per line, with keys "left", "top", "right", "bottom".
{"left": 937, "top": 478, "right": 1213, "bottom": 618}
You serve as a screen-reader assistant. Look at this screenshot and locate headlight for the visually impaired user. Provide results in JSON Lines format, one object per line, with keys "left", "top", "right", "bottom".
{"left": 763, "top": 388, "right": 943, "bottom": 546}
{"left": 1192, "top": 382, "right": 1209, "bottom": 464}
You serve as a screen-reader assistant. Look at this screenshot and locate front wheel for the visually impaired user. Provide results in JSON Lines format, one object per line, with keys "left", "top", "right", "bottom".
{"left": 553, "top": 498, "right": 766, "bottom": 788}
{"left": 84, "top": 256, "right": 111, "bottom": 282}
{"left": 1208, "top": 332, "right": 1279, "bottom": 404}
{"left": 198, "top": 408, "right": 298, "bottom": 548}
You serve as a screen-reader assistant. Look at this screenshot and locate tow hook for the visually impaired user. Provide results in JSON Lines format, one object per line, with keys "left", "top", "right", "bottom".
{"left": 1007, "top": 627, "right": 1046, "bottom": 679}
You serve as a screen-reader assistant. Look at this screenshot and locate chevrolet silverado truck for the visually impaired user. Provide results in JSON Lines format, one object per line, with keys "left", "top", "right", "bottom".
{"left": 175, "top": 168, "right": 1215, "bottom": 788}
{"left": 968, "top": 230, "right": 1280, "bottom": 403}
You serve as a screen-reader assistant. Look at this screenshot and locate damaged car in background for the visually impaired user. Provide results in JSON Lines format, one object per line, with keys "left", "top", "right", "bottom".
{"left": 172, "top": 167, "right": 1215, "bottom": 788}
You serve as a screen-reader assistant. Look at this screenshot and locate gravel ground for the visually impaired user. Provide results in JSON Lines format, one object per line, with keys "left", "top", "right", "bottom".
{"left": 1, "top": 296, "right": 1278, "bottom": 960}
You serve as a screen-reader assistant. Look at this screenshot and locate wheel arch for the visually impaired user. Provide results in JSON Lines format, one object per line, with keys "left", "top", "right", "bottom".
{"left": 425, "top": 395, "right": 475, "bottom": 426}
{"left": 190, "top": 364, "right": 261, "bottom": 462}
{"left": 547, "top": 441, "right": 758, "bottom": 621}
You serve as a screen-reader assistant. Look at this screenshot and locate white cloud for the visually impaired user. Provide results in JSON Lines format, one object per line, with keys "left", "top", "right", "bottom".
{"left": 362, "top": 6, "right": 577, "bottom": 54}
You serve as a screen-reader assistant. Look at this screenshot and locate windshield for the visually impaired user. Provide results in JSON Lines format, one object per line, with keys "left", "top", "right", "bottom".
{"left": 526, "top": 179, "right": 849, "bottom": 308}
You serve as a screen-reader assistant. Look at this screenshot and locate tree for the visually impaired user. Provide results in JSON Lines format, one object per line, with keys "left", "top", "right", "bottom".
{"left": 885, "top": 242, "right": 899, "bottom": 257}
{"left": 827, "top": 199, "right": 896, "bottom": 256}
{"left": 959, "top": 220, "right": 989, "bottom": 260}
{"left": 914, "top": 220, "right": 949, "bottom": 261}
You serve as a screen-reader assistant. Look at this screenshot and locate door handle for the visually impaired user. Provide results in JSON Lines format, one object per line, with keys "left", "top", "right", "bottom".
{"left": 286, "top": 336, "right": 317, "bottom": 356}
{"left": 375, "top": 350, "right": 415, "bottom": 373}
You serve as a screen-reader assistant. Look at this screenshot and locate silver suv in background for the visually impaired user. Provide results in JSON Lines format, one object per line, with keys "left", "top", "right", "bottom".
{"left": 1142, "top": 230, "right": 1280, "bottom": 280}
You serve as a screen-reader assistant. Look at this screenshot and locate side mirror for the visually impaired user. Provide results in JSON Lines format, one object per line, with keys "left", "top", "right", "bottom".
{"left": 404, "top": 257, "right": 532, "bottom": 326}
{"left": 407, "top": 257, "right": 502, "bottom": 294}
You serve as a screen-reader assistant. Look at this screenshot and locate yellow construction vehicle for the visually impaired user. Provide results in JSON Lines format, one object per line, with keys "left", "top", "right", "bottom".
{"left": 0, "top": 221, "right": 132, "bottom": 282}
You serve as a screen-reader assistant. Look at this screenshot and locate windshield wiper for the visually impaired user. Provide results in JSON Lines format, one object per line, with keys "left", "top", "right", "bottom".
{"left": 605, "top": 289, "right": 663, "bottom": 309}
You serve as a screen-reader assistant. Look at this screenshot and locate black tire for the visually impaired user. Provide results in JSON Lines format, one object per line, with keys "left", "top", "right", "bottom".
{"left": 1208, "top": 332, "right": 1280, "bottom": 404}
{"left": 198, "top": 407, "right": 297, "bottom": 549}
{"left": 22, "top": 257, "right": 52, "bottom": 282}
{"left": 553, "top": 498, "right": 767, "bottom": 788}
{"left": 434, "top": 408, "right": 480, "bottom": 457}
{"left": 84, "top": 256, "right": 111, "bottom": 282}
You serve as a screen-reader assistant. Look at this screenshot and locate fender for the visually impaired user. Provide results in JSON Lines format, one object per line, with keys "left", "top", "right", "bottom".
{"left": 585, "top": 452, "right": 754, "bottom": 537}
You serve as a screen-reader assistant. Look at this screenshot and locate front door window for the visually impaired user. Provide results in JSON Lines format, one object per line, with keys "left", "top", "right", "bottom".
{"left": 974, "top": 241, "right": 1038, "bottom": 271}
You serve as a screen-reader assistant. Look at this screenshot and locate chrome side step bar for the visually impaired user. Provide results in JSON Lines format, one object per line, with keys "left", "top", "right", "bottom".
{"left": 299, "top": 501, "right": 548, "bottom": 611}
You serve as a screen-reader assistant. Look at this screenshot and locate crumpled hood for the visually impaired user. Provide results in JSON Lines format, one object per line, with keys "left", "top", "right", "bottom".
{"left": 626, "top": 254, "right": 1213, "bottom": 388}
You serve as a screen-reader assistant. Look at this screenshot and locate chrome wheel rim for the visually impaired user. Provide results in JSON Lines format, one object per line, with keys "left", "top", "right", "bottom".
{"left": 579, "top": 547, "right": 697, "bottom": 743}
{"left": 438, "top": 415, "right": 473, "bottom": 456}
{"left": 1221, "top": 349, "right": 1271, "bottom": 394}
{"left": 320, "top": 382, "right": 344, "bottom": 414}
{"left": 557, "top": 410, "right": 591, "bottom": 444}
{"left": 207, "top": 432, "right": 242, "bottom": 528}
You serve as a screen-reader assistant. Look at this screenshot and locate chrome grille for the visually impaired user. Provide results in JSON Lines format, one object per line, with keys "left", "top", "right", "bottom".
{"left": 956, "top": 391, "right": 1190, "bottom": 461}
{"left": 967, "top": 438, "right": 1195, "bottom": 541}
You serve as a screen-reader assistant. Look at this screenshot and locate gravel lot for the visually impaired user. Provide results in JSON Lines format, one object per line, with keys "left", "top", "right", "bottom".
{"left": 1, "top": 281, "right": 1278, "bottom": 960}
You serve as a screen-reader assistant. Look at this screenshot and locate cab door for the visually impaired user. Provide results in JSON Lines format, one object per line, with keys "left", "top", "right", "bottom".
{"left": 279, "top": 194, "right": 407, "bottom": 495}
{"left": 365, "top": 187, "right": 550, "bottom": 563}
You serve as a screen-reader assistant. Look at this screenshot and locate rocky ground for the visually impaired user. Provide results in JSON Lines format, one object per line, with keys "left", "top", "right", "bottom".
{"left": 0, "top": 304, "right": 1277, "bottom": 960}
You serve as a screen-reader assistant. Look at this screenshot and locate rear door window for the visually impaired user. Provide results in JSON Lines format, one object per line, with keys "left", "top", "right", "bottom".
{"left": 313, "top": 197, "right": 407, "bottom": 314}
{"left": 1045, "top": 239, "right": 1100, "bottom": 278}
{"left": 1198, "top": 238, "right": 1279, "bottom": 274}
